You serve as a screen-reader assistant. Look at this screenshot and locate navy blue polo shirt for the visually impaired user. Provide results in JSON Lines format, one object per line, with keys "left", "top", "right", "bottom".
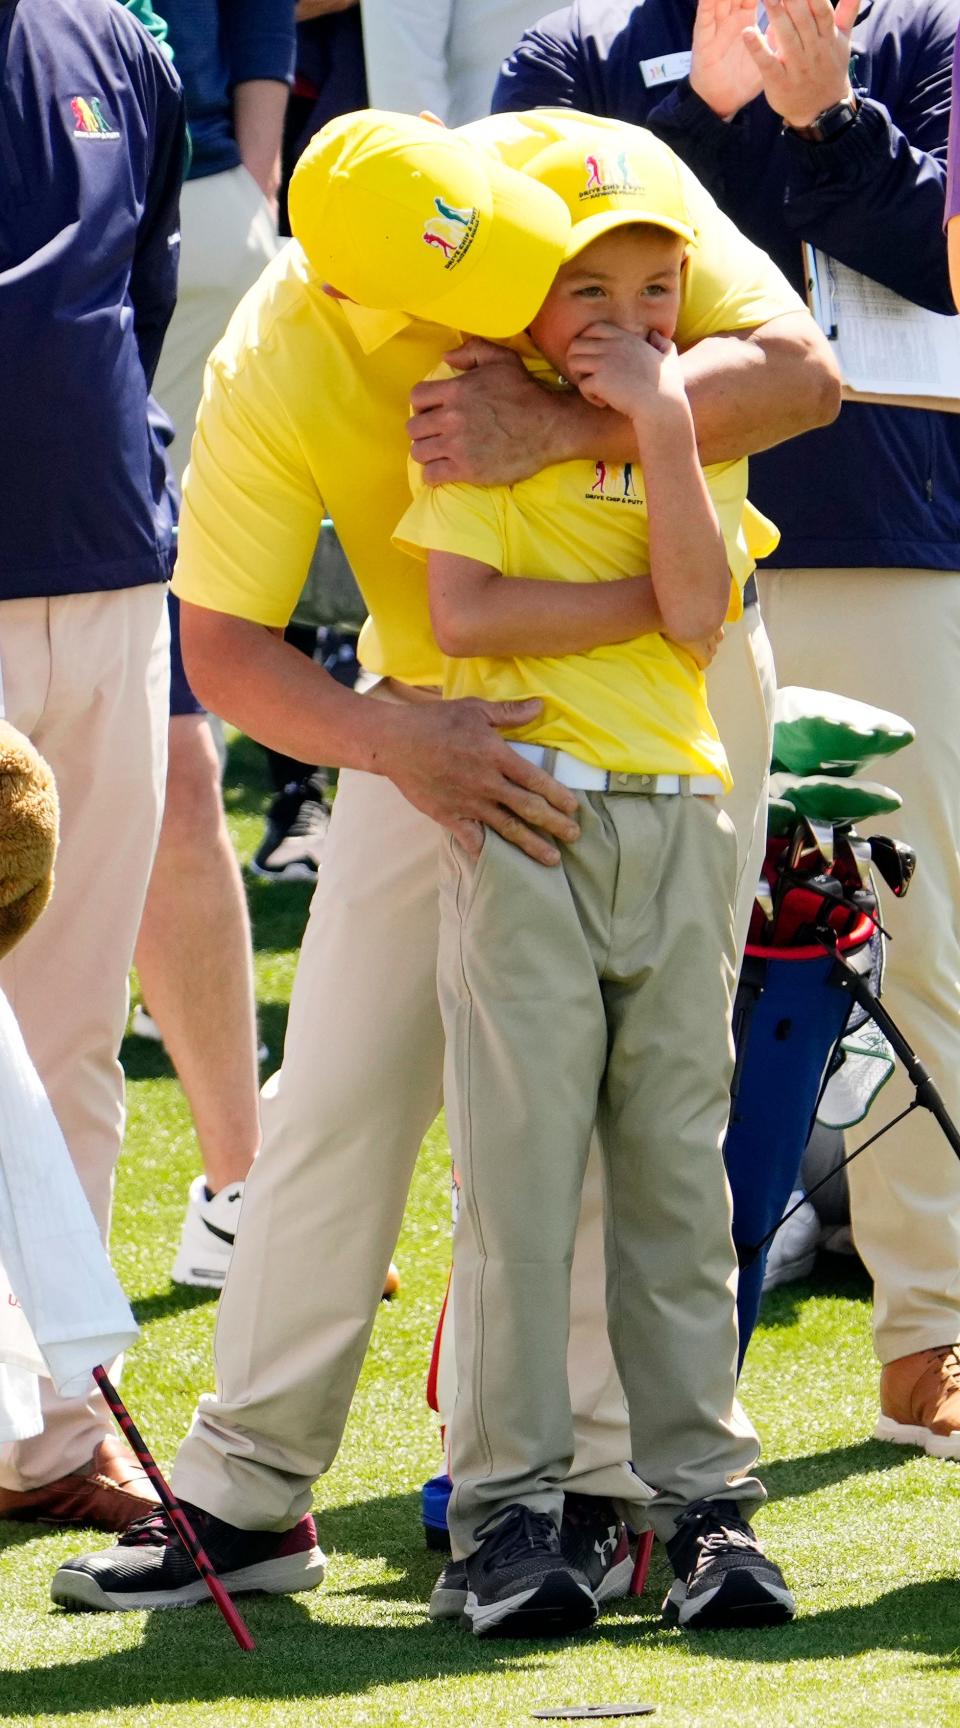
{"left": 0, "top": 0, "right": 185, "bottom": 600}
{"left": 159, "top": 0, "right": 295, "bottom": 180}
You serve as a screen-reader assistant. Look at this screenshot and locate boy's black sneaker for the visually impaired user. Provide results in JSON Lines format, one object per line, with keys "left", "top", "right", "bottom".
{"left": 560, "top": 1494, "right": 634, "bottom": 1603}
{"left": 250, "top": 773, "right": 330, "bottom": 882}
{"left": 50, "top": 1503, "right": 326, "bottom": 1612}
{"left": 662, "top": 1498, "right": 795, "bottom": 1630}
{"left": 428, "top": 1556, "right": 468, "bottom": 1619}
{"left": 464, "top": 1504, "right": 597, "bottom": 1638}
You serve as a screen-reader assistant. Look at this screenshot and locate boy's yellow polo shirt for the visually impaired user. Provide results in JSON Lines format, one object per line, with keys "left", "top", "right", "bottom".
{"left": 395, "top": 396, "right": 774, "bottom": 785}
{"left": 173, "top": 113, "right": 802, "bottom": 689}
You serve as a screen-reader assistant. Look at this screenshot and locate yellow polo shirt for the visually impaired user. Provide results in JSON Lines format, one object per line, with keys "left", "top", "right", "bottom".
{"left": 173, "top": 111, "right": 803, "bottom": 687}
{"left": 395, "top": 365, "right": 777, "bottom": 784}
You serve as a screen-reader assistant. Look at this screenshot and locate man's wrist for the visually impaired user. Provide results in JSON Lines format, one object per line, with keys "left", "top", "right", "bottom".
{"left": 782, "top": 90, "right": 858, "bottom": 141}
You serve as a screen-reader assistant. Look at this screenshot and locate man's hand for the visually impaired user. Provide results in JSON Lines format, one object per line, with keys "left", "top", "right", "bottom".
{"left": 691, "top": 0, "right": 766, "bottom": 120}
{"left": 743, "top": 0, "right": 858, "bottom": 130}
{"left": 408, "top": 340, "right": 562, "bottom": 486}
{"left": 383, "top": 697, "right": 581, "bottom": 866}
{"left": 565, "top": 325, "right": 689, "bottom": 436}
{"left": 295, "top": 0, "right": 357, "bottom": 17}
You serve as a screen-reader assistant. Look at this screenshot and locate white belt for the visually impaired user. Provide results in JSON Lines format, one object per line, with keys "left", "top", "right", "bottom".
{"left": 510, "top": 743, "right": 725, "bottom": 797}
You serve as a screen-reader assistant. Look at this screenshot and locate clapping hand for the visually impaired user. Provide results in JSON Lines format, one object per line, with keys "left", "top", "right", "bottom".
{"left": 742, "top": 0, "right": 859, "bottom": 129}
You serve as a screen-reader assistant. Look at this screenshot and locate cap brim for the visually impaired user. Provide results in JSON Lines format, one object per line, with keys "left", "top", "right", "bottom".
{"left": 564, "top": 208, "right": 698, "bottom": 262}
{"left": 413, "top": 157, "right": 571, "bottom": 338}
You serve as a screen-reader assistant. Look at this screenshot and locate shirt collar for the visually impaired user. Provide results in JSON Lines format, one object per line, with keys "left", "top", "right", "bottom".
{"left": 339, "top": 300, "right": 413, "bottom": 353}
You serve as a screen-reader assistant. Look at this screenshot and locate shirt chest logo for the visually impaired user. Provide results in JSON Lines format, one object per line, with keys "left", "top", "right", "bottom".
{"left": 585, "top": 461, "right": 643, "bottom": 505}
{"left": 70, "top": 97, "right": 120, "bottom": 141}
{"left": 639, "top": 51, "right": 692, "bottom": 89}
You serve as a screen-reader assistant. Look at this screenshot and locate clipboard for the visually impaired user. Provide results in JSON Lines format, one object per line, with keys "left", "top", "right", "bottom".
{"left": 803, "top": 243, "right": 960, "bottom": 413}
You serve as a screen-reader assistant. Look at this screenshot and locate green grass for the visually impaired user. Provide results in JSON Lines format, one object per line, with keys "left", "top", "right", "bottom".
{"left": 3, "top": 732, "right": 959, "bottom": 1727}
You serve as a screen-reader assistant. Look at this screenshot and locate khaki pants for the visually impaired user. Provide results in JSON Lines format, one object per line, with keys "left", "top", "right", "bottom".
{"left": 0, "top": 586, "right": 169, "bottom": 1488}
{"left": 153, "top": 166, "right": 279, "bottom": 482}
{"left": 760, "top": 568, "right": 960, "bottom": 1364}
{"left": 440, "top": 795, "right": 763, "bottom": 1557}
{"left": 172, "top": 609, "right": 774, "bottom": 1528}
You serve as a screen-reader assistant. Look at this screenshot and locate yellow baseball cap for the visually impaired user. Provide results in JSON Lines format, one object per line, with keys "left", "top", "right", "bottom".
{"left": 521, "top": 124, "right": 698, "bottom": 260}
{"left": 288, "top": 110, "right": 572, "bottom": 337}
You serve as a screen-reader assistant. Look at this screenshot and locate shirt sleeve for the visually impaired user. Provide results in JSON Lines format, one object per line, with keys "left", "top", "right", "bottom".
{"left": 222, "top": 0, "right": 296, "bottom": 87}
{"left": 492, "top": 7, "right": 586, "bottom": 112}
{"left": 394, "top": 463, "right": 507, "bottom": 572}
{"left": 129, "top": 42, "right": 187, "bottom": 387}
{"left": 703, "top": 460, "right": 780, "bottom": 623}
{"left": 173, "top": 349, "right": 326, "bottom": 626}
{"left": 946, "top": 22, "right": 960, "bottom": 225}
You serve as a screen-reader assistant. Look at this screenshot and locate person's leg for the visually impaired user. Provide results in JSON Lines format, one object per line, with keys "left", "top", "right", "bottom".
{"left": 760, "top": 568, "right": 960, "bottom": 1443}
{"left": 440, "top": 816, "right": 607, "bottom": 1634}
{"left": 135, "top": 710, "right": 260, "bottom": 1196}
{"left": 560, "top": 606, "right": 775, "bottom": 1505}
{"left": 0, "top": 585, "right": 168, "bottom": 1496}
{"left": 170, "top": 765, "right": 446, "bottom": 1528}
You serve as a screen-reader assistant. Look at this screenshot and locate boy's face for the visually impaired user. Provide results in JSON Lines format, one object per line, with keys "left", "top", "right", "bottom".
{"left": 527, "top": 224, "right": 685, "bottom": 377}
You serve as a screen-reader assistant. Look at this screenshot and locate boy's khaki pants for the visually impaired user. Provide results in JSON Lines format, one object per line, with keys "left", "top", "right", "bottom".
{"left": 172, "top": 609, "right": 773, "bottom": 1529}
{"left": 439, "top": 796, "right": 762, "bottom": 1558}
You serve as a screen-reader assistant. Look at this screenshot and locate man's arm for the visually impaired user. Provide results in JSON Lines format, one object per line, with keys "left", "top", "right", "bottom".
{"left": 659, "top": 0, "right": 959, "bottom": 314}
{"left": 408, "top": 313, "right": 840, "bottom": 486}
{"left": 224, "top": 1, "right": 296, "bottom": 205}
{"left": 180, "top": 604, "right": 581, "bottom": 866}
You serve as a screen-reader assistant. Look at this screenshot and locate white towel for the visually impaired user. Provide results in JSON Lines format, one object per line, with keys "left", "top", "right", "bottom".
{"left": 0, "top": 986, "right": 137, "bottom": 1443}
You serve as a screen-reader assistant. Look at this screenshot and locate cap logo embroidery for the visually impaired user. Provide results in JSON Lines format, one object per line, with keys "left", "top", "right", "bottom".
{"left": 422, "top": 195, "right": 480, "bottom": 271}
{"left": 71, "top": 97, "right": 120, "bottom": 140}
{"left": 582, "top": 152, "right": 644, "bottom": 203}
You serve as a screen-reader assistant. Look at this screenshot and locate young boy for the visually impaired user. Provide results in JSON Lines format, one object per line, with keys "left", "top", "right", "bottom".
{"left": 395, "top": 127, "right": 795, "bottom": 1639}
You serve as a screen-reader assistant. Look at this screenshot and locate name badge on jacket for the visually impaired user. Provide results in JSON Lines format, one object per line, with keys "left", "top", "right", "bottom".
{"left": 639, "top": 51, "right": 692, "bottom": 88}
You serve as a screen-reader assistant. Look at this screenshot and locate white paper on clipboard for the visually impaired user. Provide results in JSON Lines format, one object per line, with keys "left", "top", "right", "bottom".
{"left": 803, "top": 243, "right": 960, "bottom": 412}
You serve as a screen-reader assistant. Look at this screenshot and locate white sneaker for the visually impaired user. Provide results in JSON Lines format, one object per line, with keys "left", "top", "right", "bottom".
{"left": 171, "top": 1175, "right": 244, "bottom": 1288}
{"left": 762, "top": 1191, "right": 819, "bottom": 1291}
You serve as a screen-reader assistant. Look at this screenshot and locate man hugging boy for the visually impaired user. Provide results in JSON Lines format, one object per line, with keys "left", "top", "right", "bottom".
{"left": 396, "top": 124, "right": 795, "bottom": 1639}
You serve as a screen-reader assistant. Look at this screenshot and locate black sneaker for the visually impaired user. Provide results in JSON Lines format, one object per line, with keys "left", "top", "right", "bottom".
{"left": 50, "top": 1503, "right": 326, "bottom": 1612}
{"left": 662, "top": 1498, "right": 796, "bottom": 1630}
{"left": 250, "top": 773, "right": 330, "bottom": 882}
{"left": 560, "top": 1494, "right": 634, "bottom": 1603}
{"left": 464, "top": 1504, "right": 597, "bottom": 1638}
{"left": 428, "top": 1556, "right": 468, "bottom": 1620}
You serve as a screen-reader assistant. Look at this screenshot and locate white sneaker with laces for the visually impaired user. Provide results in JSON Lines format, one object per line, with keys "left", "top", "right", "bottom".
{"left": 762, "top": 1190, "right": 820, "bottom": 1291}
{"left": 172, "top": 1175, "right": 244, "bottom": 1289}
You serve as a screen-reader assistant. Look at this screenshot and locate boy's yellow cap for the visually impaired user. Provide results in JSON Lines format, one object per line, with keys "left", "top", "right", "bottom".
{"left": 288, "top": 110, "right": 571, "bottom": 337}
{"left": 522, "top": 124, "right": 698, "bottom": 259}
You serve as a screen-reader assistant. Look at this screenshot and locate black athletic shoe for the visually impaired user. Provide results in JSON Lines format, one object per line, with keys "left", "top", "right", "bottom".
{"left": 428, "top": 1556, "right": 468, "bottom": 1619}
{"left": 560, "top": 1494, "right": 634, "bottom": 1603}
{"left": 51, "top": 1503, "right": 326, "bottom": 1612}
{"left": 464, "top": 1504, "right": 597, "bottom": 1638}
{"left": 661, "top": 1498, "right": 796, "bottom": 1630}
{"left": 250, "top": 773, "right": 331, "bottom": 882}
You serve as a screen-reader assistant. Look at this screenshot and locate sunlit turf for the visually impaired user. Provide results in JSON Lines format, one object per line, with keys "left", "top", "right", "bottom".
{"left": 3, "top": 732, "right": 959, "bottom": 1727}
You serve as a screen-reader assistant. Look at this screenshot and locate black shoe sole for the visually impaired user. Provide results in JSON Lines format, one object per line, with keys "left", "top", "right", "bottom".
{"left": 662, "top": 1568, "right": 796, "bottom": 1630}
{"left": 466, "top": 1571, "right": 598, "bottom": 1639}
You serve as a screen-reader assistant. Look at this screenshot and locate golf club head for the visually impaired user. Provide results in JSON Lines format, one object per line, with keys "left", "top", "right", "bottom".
{"left": 868, "top": 835, "right": 917, "bottom": 897}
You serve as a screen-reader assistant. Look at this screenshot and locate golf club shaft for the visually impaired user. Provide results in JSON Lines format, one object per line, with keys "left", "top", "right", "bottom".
{"left": 92, "top": 1366, "right": 255, "bottom": 1650}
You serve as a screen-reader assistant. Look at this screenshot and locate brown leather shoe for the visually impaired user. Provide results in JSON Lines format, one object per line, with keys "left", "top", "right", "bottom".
{"left": 876, "top": 1344, "right": 960, "bottom": 1459}
{"left": 0, "top": 1435, "right": 160, "bottom": 1530}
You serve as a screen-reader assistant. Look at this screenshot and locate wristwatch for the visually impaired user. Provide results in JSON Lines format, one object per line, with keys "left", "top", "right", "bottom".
{"left": 785, "top": 96, "right": 859, "bottom": 144}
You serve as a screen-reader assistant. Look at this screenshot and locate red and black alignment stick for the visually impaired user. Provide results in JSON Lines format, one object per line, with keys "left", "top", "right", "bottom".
{"left": 93, "top": 1364, "right": 255, "bottom": 1650}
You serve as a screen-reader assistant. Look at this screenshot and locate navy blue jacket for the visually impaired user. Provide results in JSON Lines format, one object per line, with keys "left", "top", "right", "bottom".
{"left": 0, "top": 0, "right": 185, "bottom": 601}
{"left": 495, "top": 0, "right": 960, "bottom": 572}
{"left": 160, "top": 0, "right": 295, "bottom": 180}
